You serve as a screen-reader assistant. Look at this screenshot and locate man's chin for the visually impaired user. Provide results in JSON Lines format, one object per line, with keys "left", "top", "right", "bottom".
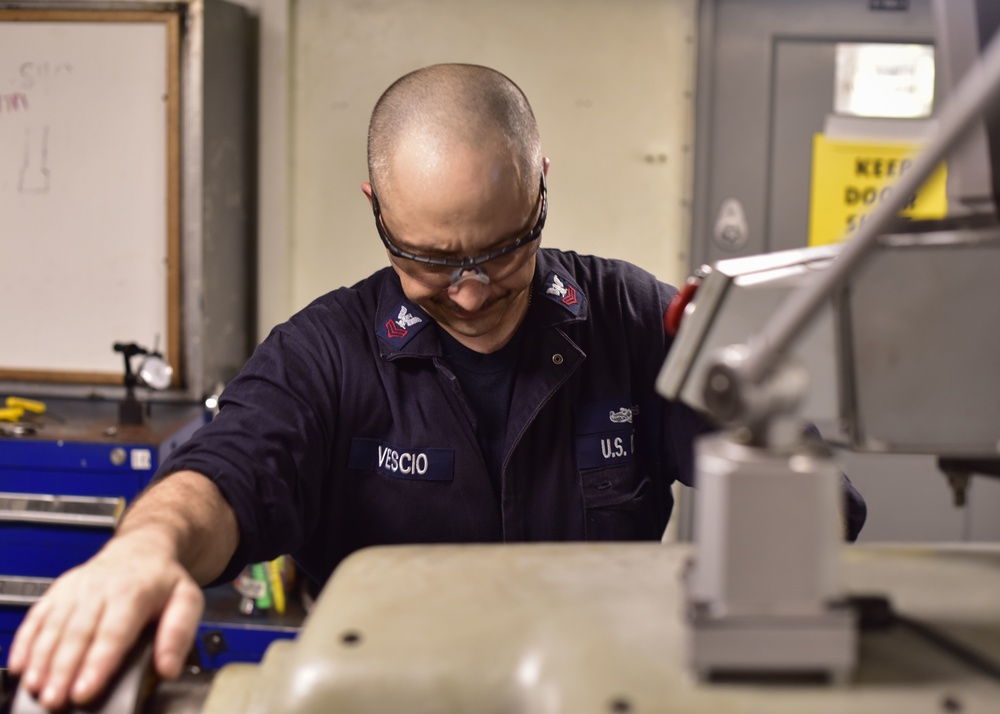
{"left": 437, "top": 311, "right": 503, "bottom": 338}
{"left": 429, "top": 297, "right": 506, "bottom": 331}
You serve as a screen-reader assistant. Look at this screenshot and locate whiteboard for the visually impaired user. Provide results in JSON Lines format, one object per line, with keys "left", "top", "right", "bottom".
{"left": 0, "top": 11, "right": 179, "bottom": 385}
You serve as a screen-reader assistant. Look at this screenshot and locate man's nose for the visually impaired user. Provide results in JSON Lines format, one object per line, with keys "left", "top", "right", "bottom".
{"left": 447, "top": 277, "right": 492, "bottom": 312}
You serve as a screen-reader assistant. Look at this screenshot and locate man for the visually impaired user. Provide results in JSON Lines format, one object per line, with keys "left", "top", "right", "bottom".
{"left": 9, "top": 64, "right": 865, "bottom": 710}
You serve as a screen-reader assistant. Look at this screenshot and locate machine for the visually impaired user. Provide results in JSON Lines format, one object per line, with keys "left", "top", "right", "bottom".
{"left": 4, "top": 0, "right": 1000, "bottom": 711}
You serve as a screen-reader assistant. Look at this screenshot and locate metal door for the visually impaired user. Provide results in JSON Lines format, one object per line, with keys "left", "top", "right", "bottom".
{"left": 689, "top": 0, "right": 1000, "bottom": 541}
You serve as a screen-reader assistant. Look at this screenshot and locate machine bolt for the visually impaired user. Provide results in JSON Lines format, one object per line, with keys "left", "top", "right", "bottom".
{"left": 609, "top": 696, "right": 632, "bottom": 712}
{"left": 341, "top": 630, "right": 363, "bottom": 646}
{"left": 942, "top": 695, "right": 963, "bottom": 712}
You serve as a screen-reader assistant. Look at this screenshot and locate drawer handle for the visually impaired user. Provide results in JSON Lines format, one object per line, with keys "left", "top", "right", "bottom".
{"left": 0, "top": 492, "right": 125, "bottom": 529}
{"left": 0, "top": 575, "right": 53, "bottom": 606}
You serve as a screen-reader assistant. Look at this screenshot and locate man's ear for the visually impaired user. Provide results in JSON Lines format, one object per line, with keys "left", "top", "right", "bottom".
{"left": 542, "top": 156, "right": 550, "bottom": 177}
{"left": 361, "top": 182, "right": 374, "bottom": 208}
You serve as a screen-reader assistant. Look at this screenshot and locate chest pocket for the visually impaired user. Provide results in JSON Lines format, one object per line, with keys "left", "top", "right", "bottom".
{"left": 575, "top": 401, "right": 656, "bottom": 540}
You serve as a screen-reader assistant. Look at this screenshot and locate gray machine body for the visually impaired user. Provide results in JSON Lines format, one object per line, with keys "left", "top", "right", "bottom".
{"left": 658, "top": 225, "right": 1000, "bottom": 457}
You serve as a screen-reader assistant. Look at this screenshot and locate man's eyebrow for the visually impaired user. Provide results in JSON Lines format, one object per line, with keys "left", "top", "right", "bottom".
{"left": 378, "top": 220, "right": 441, "bottom": 256}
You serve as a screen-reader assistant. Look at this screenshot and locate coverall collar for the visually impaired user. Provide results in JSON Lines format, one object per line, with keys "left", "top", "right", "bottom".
{"left": 375, "top": 249, "right": 589, "bottom": 359}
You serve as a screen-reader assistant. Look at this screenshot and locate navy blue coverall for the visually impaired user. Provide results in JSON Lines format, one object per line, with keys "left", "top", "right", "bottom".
{"left": 157, "top": 248, "right": 865, "bottom": 587}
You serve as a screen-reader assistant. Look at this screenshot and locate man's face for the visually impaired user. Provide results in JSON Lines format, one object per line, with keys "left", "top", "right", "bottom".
{"left": 364, "top": 146, "right": 544, "bottom": 353}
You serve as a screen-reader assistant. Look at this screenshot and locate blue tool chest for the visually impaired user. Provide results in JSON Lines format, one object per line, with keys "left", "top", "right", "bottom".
{"left": 0, "top": 397, "right": 305, "bottom": 670}
{"left": 0, "top": 398, "right": 208, "bottom": 664}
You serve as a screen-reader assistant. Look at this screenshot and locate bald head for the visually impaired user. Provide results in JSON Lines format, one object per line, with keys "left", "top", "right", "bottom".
{"left": 367, "top": 64, "right": 542, "bottom": 209}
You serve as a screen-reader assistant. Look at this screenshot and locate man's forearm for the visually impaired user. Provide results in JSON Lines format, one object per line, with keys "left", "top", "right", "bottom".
{"left": 116, "top": 469, "right": 240, "bottom": 585}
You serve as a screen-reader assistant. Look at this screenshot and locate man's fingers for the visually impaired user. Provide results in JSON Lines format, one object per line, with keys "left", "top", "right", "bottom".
{"left": 66, "top": 575, "right": 203, "bottom": 704}
{"left": 7, "top": 595, "right": 53, "bottom": 674}
{"left": 68, "top": 596, "right": 160, "bottom": 705}
{"left": 154, "top": 580, "right": 205, "bottom": 679}
{"left": 35, "top": 599, "right": 106, "bottom": 711}
{"left": 19, "top": 596, "right": 75, "bottom": 694}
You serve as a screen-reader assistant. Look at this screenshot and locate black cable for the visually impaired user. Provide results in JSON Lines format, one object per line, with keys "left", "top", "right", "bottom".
{"left": 850, "top": 595, "right": 1000, "bottom": 683}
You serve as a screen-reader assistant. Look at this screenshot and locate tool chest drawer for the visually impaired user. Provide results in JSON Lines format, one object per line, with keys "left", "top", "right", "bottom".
{"left": 0, "top": 398, "right": 207, "bottom": 666}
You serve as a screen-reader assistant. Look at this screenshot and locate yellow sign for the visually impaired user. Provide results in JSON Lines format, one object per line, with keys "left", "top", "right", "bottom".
{"left": 807, "top": 134, "right": 948, "bottom": 246}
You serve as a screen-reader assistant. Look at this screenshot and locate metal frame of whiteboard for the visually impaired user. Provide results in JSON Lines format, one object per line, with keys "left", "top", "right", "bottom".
{"left": 0, "top": 0, "right": 252, "bottom": 401}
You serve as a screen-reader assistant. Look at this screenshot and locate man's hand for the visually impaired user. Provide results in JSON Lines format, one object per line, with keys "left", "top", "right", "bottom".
{"left": 7, "top": 530, "right": 205, "bottom": 711}
{"left": 8, "top": 470, "right": 237, "bottom": 710}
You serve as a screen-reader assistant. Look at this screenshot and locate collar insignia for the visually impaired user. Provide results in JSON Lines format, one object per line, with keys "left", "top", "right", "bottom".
{"left": 378, "top": 301, "right": 428, "bottom": 347}
{"left": 541, "top": 271, "right": 584, "bottom": 316}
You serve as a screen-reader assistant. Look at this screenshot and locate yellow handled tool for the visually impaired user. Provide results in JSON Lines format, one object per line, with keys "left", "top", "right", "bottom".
{"left": 6, "top": 396, "right": 46, "bottom": 414}
{"left": 268, "top": 558, "right": 287, "bottom": 616}
{"left": 0, "top": 406, "right": 25, "bottom": 422}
